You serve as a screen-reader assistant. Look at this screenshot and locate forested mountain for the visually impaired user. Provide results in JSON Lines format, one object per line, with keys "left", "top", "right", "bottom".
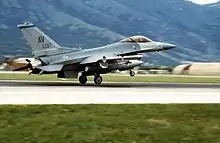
{"left": 0, "top": 0, "right": 220, "bottom": 65}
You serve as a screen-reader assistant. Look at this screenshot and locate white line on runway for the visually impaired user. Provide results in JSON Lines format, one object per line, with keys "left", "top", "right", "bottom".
{"left": 1, "top": 86, "right": 220, "bottom": 104}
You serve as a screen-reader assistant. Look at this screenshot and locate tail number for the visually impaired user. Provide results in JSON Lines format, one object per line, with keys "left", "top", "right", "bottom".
{"left": 42, "top": 43, "right": 52, "bottom": 49}
{"left": 38, "top": 36, "right": 52, "bottom": 48}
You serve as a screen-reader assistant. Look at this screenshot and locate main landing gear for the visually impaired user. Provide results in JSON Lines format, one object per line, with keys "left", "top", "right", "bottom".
{"left": 79, "top": 75, "right": 87, "bottom": 85}
{"left": 78, "top": 73, "right": 103, "bottom": 85}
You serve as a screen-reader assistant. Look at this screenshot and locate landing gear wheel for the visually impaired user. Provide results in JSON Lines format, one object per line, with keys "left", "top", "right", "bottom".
{"left": 79, "top": 76, "right": 87, "bottom": 85}
{"left": 94, "top": 76, "right": 103, "bottom": 85}
{"left": 130, "top": 70, "right": 135, "bottom": 77}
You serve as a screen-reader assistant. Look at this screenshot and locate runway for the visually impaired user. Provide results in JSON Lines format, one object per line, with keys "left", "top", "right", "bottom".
{"left": 1, "top": 80, "right": 220, "bottom": 104}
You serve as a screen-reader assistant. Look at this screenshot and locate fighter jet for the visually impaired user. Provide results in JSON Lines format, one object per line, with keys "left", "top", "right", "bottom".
{"left": 17, "top": 22, "right": 175, "bottom": 85}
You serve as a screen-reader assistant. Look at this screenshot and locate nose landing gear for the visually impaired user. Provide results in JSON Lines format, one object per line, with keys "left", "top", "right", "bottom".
{"left": 129, "top": 70, "right": 135, "bottom": 77}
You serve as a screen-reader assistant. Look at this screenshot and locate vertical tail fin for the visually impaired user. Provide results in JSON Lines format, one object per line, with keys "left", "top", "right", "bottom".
{"left": 17, "top": 22, "right": 62, "bottom": 58}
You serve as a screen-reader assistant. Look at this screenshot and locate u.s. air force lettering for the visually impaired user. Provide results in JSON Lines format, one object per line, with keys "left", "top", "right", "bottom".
{"left": 38, "top": 36, "right": 52, "bottom": 48}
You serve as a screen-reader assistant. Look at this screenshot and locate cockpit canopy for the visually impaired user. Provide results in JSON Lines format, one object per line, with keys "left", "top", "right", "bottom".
{"left": 120, "top": 36, "right": 152, "bottom": 43}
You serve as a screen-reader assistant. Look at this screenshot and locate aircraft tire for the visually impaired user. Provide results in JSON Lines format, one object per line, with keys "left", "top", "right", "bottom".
{"left": 79, "top": 76, "right": 87, "bottom": 85}
{"left": 94, "top": 75, "right": 103, "bottom": 85}
{"left": 130, "top": 70, "right": 135, "bottom": 77}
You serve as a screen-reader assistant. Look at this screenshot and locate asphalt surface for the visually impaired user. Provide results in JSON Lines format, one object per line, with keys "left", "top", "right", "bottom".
{"left": 1, "top": 80, "right": 220, "bottom": 88}
{"left": 1, "top": 80, "right": 220, "bottom": 104}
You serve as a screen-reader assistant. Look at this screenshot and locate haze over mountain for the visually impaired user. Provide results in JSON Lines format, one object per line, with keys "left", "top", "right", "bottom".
{"left": 0, "top": 0, "right": 220, "bottom": 66}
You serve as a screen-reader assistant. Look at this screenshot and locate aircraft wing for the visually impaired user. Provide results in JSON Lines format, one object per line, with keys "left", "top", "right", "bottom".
{"left": 34, "top": 54, "right": 142, "bottom": 72}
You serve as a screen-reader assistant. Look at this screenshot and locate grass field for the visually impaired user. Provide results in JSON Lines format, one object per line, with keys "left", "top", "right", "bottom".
{"left": 0, "top": 73, "right": 220, "bottom": 83}
{"left": 0, "top": 105, "right": 220, "bottom": 143}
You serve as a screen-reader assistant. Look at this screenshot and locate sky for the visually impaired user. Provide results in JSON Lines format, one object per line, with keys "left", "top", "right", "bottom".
{"left": 188, "top": 0, "right": 220, "bottom": 4}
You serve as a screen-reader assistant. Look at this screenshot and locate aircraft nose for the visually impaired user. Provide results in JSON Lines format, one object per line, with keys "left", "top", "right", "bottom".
{"left": 161, "top": 43, "right": 176, "bottom": 50}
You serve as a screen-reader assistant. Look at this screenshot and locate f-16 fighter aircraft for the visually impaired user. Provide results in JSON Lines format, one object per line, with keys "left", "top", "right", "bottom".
{"left": 17, "top": 22, "right": 175, "bottom": 85}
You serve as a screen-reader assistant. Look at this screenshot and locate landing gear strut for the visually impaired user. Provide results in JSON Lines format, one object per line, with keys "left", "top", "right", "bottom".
{"left": 94, "top": 75, "right": 103, "bottom": 85}
{"left": 79, "top": 75, "right": 87, "bottom": 85}
{"left": 130, "top": 70, "right": 135, "bottom": 77}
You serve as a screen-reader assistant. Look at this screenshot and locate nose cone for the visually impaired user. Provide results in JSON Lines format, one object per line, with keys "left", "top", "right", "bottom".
{"left": 161, "top": 43, "right": 176, "bottom": 50}
{"left": 136, "top": 42, "right": 176, "bottom": 53}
